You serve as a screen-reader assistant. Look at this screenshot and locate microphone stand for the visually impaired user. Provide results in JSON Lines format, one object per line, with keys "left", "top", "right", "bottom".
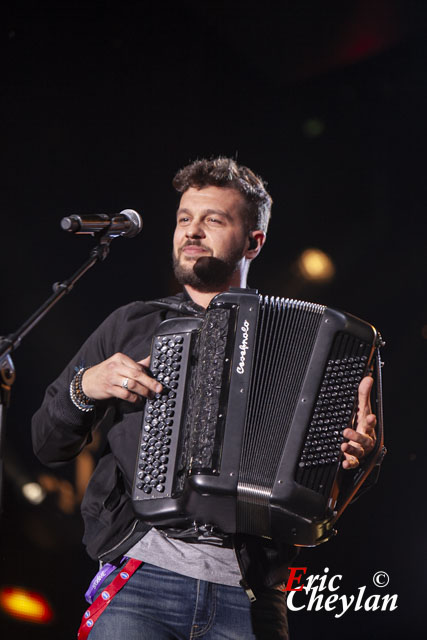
{"left": 0, "top": 232, "right": 114, "bottom": 513}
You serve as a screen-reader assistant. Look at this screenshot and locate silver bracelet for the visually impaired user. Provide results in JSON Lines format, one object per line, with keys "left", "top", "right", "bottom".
{"left": 70, "top": 367, "right": 95, "bottom": 412}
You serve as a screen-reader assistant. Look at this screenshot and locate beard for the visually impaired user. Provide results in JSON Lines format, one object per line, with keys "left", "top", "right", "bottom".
{"left": 173, "top": 242, "right": 245, "bottom": 292}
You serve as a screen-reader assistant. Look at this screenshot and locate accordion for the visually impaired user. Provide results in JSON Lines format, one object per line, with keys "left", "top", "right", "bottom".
{"left": 132, "top": 289, "right": 385, "bottom": 546}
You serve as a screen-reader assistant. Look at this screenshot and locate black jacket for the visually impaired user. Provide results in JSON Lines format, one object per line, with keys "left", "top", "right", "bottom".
{"left": 32, "top": 292, "right": 296, "bottom": 592}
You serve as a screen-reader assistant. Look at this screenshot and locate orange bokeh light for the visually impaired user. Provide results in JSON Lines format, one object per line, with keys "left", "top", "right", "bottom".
{"left": 0, "top": 586, "right": 54, "bottom": 624}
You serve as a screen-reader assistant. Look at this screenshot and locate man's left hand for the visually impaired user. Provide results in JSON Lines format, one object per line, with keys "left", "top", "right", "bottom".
{"left": 341, "top": 376, "right": 377, "bottom": 470}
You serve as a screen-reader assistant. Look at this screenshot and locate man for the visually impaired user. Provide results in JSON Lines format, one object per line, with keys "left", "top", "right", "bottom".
{"left": 32, "top": 157, "right": 377, "bottom": 639}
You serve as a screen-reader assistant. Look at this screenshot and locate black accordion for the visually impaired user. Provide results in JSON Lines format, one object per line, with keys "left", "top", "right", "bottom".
{"left": 132, "top": 289, "right": 385, "bottom": 546}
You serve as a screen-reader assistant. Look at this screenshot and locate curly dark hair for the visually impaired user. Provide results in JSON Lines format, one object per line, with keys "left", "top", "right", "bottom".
{"left": 172, "top": 157, "right": 272, "bottom": 234}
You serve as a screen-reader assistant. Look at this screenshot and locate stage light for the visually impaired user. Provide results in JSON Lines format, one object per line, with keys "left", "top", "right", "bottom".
{"left": 302, "top": 118, "right": 325, "bottom": 138}
{"left": 21, "top": 481, "right": 46, "bottom": 505}
{"left": 4, "top": 453, "right": 47, "bottom": 506}
{"left": 297, "top": 248, "right": 335, "bottom": 282}
{"left": 0, "top": 586, "right": 54, "bottom": 624}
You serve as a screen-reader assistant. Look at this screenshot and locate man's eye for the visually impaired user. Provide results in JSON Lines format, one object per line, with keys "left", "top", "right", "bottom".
{"left": 208, "top": 217, "right": 221, "bottom": 224}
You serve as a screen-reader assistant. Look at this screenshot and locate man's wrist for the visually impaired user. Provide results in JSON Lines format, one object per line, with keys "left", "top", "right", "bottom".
{"left": 70, "top": 366, "right": 95, "bottom": 412}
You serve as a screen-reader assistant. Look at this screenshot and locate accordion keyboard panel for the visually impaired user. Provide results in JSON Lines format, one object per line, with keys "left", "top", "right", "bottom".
{"left": 134, "top": 332, "right": 190, "bottom": 499}
{"left": 296, "top": 332, "right": 372, "bottom": 496}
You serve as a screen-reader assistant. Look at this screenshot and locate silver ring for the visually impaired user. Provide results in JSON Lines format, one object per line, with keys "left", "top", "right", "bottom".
{"left": 122, "top": 377, "right": 129, "bottom": 390}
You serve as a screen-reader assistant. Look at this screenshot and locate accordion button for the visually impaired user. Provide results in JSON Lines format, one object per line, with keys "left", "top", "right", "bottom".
{"left": 166, "top": 409, "right": 174, "bottom": 417}
{"left": 175, "top": 335, "right": 183, "bottom": 343}
{"left": 160, "top": 455, "right": 168, "bottom": 464}
{"left": 143, "top": 475, "right": 152, "bottom": 484}
{"left": 159, "top": 466, "right": 167, "bottom": 474}
{"left": 156, "top": 484, "right": 165, "bottom": 493}
{"left": 143, "top": 485, "right": 152, "bottom": 494}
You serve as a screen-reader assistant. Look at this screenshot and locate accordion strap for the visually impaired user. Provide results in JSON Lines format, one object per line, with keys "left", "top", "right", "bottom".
{"left": 161, "top": 524, "right": 233, "bottom": 548}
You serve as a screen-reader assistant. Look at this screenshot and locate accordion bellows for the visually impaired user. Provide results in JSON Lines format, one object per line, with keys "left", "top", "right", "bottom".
{"left": 132, "top": 289, "right": 384, "bottom": 546}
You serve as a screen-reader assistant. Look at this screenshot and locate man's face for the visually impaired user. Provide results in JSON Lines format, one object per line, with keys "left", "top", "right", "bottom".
{"left": 173, "top": 186, "right": 249, "bottom": 291}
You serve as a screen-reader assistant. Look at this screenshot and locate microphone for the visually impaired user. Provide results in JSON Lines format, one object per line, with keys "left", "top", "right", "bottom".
{"left": 60, "top": 209, "right": 143, "bottom": 238}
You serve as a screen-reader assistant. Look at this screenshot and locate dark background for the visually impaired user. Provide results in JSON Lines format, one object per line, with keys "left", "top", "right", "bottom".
{"left": 0, "top": 1, "right": 426, "bottom": 637}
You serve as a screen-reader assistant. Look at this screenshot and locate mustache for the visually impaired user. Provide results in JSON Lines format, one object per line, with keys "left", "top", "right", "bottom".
{"left": 180, "top": 240, "right": 212, "bottom": 253}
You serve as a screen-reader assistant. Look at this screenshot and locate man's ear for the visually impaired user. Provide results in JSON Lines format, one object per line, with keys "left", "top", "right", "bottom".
{"left": 246, "top": 230, "right": 266, "bottom": 258}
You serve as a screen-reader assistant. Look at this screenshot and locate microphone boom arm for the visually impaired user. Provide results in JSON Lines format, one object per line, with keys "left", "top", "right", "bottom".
{"left": 0, "top": 229, "right": 120, "bottom": 512}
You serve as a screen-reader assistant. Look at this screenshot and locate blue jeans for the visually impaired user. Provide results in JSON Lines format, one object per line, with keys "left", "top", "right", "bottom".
{"left": 86, "top": 562, "right": 289, "bottom": 639}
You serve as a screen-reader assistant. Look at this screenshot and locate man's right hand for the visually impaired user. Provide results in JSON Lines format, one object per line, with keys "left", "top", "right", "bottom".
{"left": 81, "top": 353, "right": 162, "bottom": 403}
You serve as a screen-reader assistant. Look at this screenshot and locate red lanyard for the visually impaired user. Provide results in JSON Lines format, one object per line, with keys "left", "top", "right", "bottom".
{"left": 78, "top": 558, "right": 143, "bottom": 639}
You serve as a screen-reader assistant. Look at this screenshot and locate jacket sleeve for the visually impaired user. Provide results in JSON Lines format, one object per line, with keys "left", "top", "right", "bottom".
{"left": 31, "top": 306, "right": 127, "bottom": 465}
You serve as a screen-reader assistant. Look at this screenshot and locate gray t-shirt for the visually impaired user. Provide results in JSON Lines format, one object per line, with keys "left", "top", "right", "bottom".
{"left": 126, "top": 528, "right": 242, "bottom": 587}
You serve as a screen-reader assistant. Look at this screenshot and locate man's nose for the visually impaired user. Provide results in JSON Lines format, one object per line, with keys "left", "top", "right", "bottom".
{"left": 186, "top": 219, "right": 205, "bottom": 238}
